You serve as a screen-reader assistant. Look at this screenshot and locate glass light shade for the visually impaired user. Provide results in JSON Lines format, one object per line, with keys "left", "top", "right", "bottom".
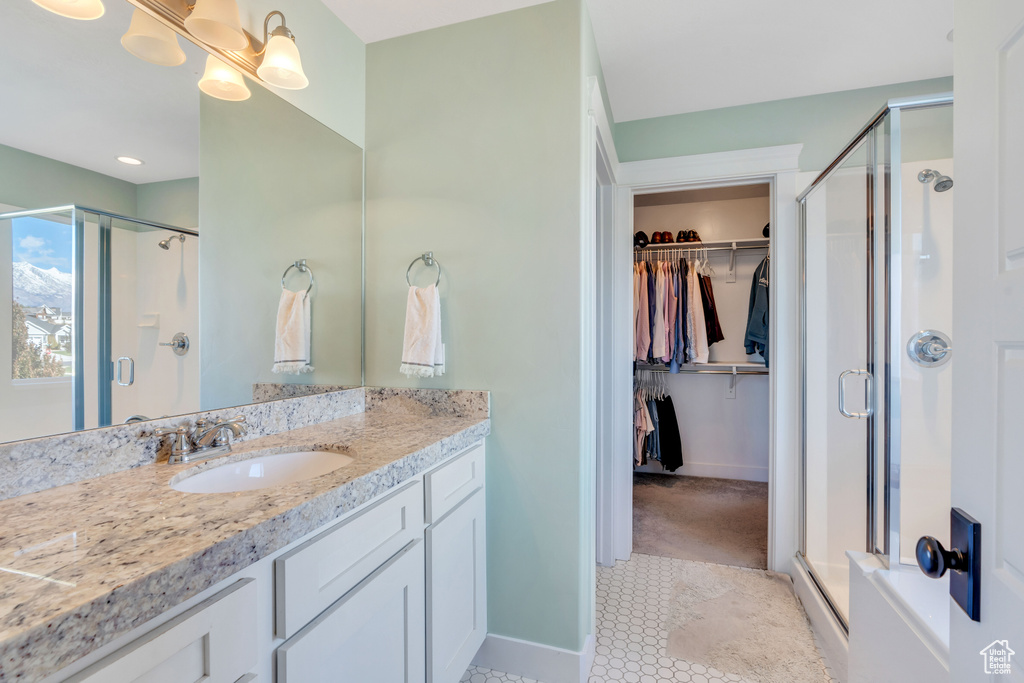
{"left": 184, "top": 0, "right": 248, "bottom": 51}
{"left": 31, "top": 0, "right": 104, "bottom": 20}
{"left": 256, "top": 34, "right": 309, "bottom": 90}
{"left": 121, "top": 9, "right": 186, "bottom": 67}
{"left": 198, "top": 55, "right": 251, "bottom": 102}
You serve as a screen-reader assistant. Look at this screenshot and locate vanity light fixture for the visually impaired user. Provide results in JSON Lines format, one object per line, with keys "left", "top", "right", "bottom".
{"left": 184, "top": 0, "right": 248, "bottom": 51}
{"left": 122, "top": 8, "right": 186, "bottom": 66}
{"left": 31, "top": 0, "right": 104, "bottom": 20}
{"left": 254, "top": 11, "right": 308, "bottom": 90}
{"left": 116, "top": 156, "right": 145, "bottom": 166}
{"left": 198, "top": 55, "right": 251, "bottom": 101}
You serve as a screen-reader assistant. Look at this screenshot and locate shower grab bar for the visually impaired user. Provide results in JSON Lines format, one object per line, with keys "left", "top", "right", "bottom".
{"left": 838, "top": 369, "right": 872, "bottom": 419}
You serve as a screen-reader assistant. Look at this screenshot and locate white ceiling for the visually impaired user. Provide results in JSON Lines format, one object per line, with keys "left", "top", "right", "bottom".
{"left": 585, "top": 0, "right": 954, "bottom": 123}
{"left": 320, "top": 0, "right": 553, "bottom": 44}
{"left": 1, "top": 0, "right": 205, "bottom": 184}
{"left": 6, "top": 0, "right": 956, "bottom": 187}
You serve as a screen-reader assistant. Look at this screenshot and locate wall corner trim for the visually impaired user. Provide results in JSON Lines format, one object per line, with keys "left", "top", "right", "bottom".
{"left": 472, "top": 632, "right": 596, "bottom": 683}
{"left": 619, "top": 144, "right": 803, "bottom": 187}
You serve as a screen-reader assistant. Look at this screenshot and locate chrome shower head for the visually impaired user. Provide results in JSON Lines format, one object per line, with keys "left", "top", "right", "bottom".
{"left": 158, "top": 234, "right": 186, "bottom": 250}
{"left": 918, "top": 169, "right": 954, "bottom": 192}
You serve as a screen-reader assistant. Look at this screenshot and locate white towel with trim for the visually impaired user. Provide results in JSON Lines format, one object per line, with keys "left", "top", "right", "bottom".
{"left": 400, "top": 284, "right": 445, "bottom": 378}
{"left": 272, "top": 289, "right": 314, "bottom": 374}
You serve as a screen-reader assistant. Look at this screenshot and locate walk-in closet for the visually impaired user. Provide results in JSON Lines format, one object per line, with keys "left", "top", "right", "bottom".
{"left": 632, "top": 184, "right": 770, "bottom": 570}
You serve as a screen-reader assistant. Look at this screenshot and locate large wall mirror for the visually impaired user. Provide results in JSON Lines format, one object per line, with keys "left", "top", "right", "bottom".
{"left": 0, "top": 0, "right": 363, "bottom": 445}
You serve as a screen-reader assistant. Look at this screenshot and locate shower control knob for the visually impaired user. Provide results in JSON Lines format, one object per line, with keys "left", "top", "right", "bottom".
{"left": 907, "top": 330, "right": 952, "bottom": 367}
{"left": 916, "top": 536, "right": 967, "bottom": 579}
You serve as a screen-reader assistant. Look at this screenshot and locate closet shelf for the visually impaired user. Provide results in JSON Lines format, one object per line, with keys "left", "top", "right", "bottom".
{"left": 636, "top": 361, "right": 768, "bottom": 376}
{"left": 636, "top": 237, "right": 769, "bottom": 252}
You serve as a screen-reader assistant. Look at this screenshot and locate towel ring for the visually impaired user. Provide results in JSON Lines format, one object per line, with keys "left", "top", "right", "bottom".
{"left": 406, "top": 251, "right": 441, "bottom": 287}
{"left": 281, "top": 259, "right": 314, "bottom": 294}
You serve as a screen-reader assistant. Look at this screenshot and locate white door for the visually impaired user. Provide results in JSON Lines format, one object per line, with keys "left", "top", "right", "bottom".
{"left": 951, "top": 1, "right": 1024, "bottom": 680}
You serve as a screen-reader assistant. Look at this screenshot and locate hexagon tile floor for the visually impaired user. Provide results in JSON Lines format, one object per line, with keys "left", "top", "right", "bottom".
{"left": 462, "top": 553, "right": 838, "bottom": 683}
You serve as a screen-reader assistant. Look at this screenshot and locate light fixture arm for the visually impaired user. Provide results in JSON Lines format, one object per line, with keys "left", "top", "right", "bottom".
{"left": 255, "top": 10, "right": 292, "bottom": 57}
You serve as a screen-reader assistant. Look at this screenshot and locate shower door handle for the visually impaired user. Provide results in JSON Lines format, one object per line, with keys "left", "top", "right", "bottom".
{"left": 838, "top": 369, "right": 872, "bottom": 419}
{"left": 116, "top": 356, "right": 134, "bottom": 387}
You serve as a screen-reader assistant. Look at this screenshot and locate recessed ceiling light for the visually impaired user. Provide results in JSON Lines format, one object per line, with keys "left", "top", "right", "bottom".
{"left": 116, "top": 156, "right": 145, "bottom": 166}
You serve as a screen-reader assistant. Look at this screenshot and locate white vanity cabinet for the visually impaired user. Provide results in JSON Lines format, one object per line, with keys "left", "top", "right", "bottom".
{"left": 65, "top": 579, "right": 258, "bottom": 683}
{"left": 277, "top": 540, "right": 426, "bottom": 682}
{"left": 49, "top": 440, "right": 487, "bottom": 683}
{"left": 424, "top": 444, "right": 487, "bottom": 683}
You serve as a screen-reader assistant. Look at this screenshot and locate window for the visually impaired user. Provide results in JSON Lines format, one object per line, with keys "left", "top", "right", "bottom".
{"left": 11, "top": 216, "right": 73, "bottom": 380}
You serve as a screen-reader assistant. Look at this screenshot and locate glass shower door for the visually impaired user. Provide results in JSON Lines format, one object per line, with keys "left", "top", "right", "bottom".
{"left": 801, "top": 138, "right": 874, "bottom": 623}
{"left": 107, "top": 217, "right": 198, "bottom": 425}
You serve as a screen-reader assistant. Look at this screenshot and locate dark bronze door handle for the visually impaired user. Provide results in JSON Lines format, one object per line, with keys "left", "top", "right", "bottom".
{"left": 916, "top": 508, "right": 981, "bottom": 621}
{"left": 916, "top": 536, "right": 967, "bottom": 578}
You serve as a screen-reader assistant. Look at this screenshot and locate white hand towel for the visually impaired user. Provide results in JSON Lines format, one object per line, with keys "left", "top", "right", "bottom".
{"left": 272, "top": 289, "right": 314, "bottom": 374}
{"left": 400, "top": 283, "right": 445, "bottom": 378}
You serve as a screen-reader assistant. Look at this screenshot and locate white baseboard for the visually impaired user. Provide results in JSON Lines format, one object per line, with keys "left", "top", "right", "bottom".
{"left": 791, "top": 557, "right": 849, "bottom": 683}
{"left": 634, "top": 461, "right": 769, "bottom": 483}
{"left": 472, "top": 633, "right": 595, "bottom": 683}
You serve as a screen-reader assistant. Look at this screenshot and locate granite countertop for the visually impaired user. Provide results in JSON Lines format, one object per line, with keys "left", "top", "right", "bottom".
{"left": 0, "top": 406, "right": 490, "bottom": 682}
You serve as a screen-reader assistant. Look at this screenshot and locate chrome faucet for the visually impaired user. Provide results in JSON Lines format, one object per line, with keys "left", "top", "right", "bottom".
{"left": 155, "top": 416, "right": 248, "bottom": 464}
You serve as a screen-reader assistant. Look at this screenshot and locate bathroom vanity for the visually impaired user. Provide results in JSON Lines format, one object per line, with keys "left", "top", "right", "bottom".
{"left": 0, "top": 388, "right": 489, "bottom": 683}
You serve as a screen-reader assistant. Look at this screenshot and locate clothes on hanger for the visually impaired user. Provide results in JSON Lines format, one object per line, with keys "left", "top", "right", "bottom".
{"left": 744, "top": 256, "right": 770, "bottom": 367}
{"left": 655, "top": 395, "right": 683, "bottom": 472}
{"left": 699, "top": 274, "right": 725, "bottom": 345}
{"left": 632, "top": 367, "right": 682, "bottom": 470}
{"left": 632, "top": 254, "right": 724, "bottom": 369}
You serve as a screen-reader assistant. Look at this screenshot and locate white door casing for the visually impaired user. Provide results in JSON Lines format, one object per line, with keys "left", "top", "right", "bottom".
{"left": 612, "top": 145, "right": 803, "bottom": 573}
{"left": 950, "top": 1, "right": 1024, "bottom": 680}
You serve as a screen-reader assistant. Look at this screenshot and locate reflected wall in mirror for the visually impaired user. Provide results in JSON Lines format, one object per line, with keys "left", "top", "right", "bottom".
{"left": 0, "top": 0, "right": 363, "bottom": 445}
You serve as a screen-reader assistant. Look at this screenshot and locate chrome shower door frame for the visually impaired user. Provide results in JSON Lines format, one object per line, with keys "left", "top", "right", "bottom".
{"left": 0, "top": 205, "right": 195, "bottom": 431}
{"left": 796, "top": 92, "right": 954, "bottom": 631}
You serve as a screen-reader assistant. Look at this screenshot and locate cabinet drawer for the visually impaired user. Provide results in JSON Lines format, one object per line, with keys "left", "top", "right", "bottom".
{"left": 277, "top": 540, "right": 426, "bottom": 683}
{"left": 66, "top": 579, "right": 257, "bottom": 683}
{"left": 275, "top": 480, "right": 424, "bottom": 639}
{"left": 425, "top": 443, "right": 484, "bottom": 523}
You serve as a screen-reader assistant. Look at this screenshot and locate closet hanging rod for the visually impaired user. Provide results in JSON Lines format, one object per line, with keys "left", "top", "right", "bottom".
{"left": 635, "top": 363, "right": 768, "bottom": 376}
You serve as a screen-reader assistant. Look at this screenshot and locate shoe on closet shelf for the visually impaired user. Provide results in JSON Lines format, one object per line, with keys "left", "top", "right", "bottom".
{"left": 661, "top": 231, "right": 673, "bottom": 243}
{"left": 652, "top": 231, "right": 663, "bottom": 244}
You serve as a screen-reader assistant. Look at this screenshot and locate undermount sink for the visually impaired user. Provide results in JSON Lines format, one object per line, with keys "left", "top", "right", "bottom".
{"left": 171, "top": 451, "right": 354, "bottom": 494}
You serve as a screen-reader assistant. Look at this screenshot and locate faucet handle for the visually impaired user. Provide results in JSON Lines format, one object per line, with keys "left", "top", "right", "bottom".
{"left": 154, "top": 425, "right": 189, "bottom": 436}
{"left": 153, "top": 425, "right": 192, "bottom": 461}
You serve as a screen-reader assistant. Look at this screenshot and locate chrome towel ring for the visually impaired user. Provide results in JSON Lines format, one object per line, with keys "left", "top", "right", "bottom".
{"left": 281, "top": 259, "right": 314, "bottom": 294}
{"left": 406, "top": 251, "right": 441, "bottom": 287}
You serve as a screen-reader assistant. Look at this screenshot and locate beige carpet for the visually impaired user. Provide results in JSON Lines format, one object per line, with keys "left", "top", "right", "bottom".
{"left": 666, "top": 561, "right": 827, "bottom": 683}
{"left": 633, "top": 473, "right": 768, "bottom": 569}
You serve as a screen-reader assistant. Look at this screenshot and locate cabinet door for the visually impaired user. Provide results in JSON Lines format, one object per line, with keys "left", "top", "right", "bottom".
{"left": 277, "top": 540, "right": 425, "bottom": 683}
{"left": 426, "top": 488, "right": 486, "bottom": 683}
{"left": 65, "top": 579, "right": 257, "bottom": 683}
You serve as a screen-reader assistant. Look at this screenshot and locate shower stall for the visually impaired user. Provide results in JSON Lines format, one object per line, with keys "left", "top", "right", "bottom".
{"left": 2, "top": 205, "right": 198, "bottom": 441}
{"left": 797, "top": 93, "right": 954, "bottom": 658}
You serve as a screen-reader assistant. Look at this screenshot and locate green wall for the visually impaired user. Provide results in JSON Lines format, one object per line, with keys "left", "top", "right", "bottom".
{"left": 614, "top": 76, "right": 954, "bottom": 170}
{"left": 137, "top": 178, "right": 199, "bottom": 229}
{"left": 0, "top": 143, "right": 136, "bottom": 214}
{"left": 199, "top": 84, "right": 363, "bottom": 411}
{"left": 366, "top": 0, "right": 591, "bottom": 652}
{"left": 240, "top": 0, "right": 365, "bottom": 147}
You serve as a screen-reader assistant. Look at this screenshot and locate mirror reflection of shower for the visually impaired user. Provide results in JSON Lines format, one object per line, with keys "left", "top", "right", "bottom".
{"left": 158, "top": 234, "right": 186, "bottom": 250}
{"left": 917, "top": 169, "right": 953, "bottom": 192}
